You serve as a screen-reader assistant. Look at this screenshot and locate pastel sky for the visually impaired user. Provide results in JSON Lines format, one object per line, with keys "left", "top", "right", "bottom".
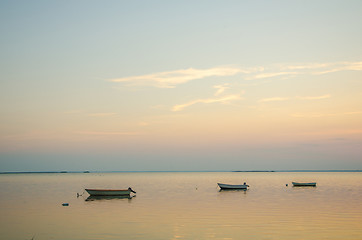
{"left": 1, "top": 1, "right": 362, "bottom": 171}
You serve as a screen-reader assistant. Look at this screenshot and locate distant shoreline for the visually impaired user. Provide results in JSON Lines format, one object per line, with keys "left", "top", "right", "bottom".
{"left": 0, "top": 170, "right": 361, "bottom": 174}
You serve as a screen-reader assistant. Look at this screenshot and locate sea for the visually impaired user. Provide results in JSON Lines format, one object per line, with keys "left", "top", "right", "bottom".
{"left": 0, "top": 171, "right": 361, "bottom": 240}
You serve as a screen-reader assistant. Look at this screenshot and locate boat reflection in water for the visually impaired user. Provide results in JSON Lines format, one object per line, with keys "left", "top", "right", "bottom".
{"left": 85, "top": 195, "right": 134, "bottom": 201}
{"left": 219, "top": 188, "right": 247, "bottom": 193}
{"left": 292, "top": 182, "right": 317, "bottom": 187}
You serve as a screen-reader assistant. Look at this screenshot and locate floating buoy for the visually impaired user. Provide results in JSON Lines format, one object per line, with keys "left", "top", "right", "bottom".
{"left": 62, "top": 203, "right": 69, "bottom": 206}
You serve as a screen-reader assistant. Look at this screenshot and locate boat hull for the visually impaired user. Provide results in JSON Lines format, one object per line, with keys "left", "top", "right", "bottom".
{"left": 217, "top": 183, "right": 249, "bottom": 190}
{"left": 292, "top": 182, "right": 316, "bottom": 187}
{"left": 85, "top": 189, "right": 132, "bottom": 196}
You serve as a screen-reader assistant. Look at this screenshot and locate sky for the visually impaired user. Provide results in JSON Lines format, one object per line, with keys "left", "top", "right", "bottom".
{"left": 1, "top": 0, "right": 362, "bottom": 171}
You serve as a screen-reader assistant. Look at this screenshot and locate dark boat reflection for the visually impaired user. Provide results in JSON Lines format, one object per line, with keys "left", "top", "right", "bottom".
{"left": 219, "top": 189, "right": 247, "bottom": 193}
{"left": 85, "top": 195, "right": 135, "bottom": 201}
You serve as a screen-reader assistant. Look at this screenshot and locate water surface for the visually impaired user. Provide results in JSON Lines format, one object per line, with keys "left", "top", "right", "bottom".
{"left": 0, "top": 172, "right": 361, "bottom": 239}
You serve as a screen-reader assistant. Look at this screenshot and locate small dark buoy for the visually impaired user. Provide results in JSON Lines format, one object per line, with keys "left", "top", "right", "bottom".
{"left": 62, "top": 203, "right": 69, "bottom": 206}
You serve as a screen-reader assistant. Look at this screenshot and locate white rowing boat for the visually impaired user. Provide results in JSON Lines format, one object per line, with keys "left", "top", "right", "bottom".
{"left": 292, "top": 182, "right": 316, "bottom": 187}
{"left": 85, "top": 187, "right": 136, "bottom": 196}
{"left": 217, "top": 183, "right": 249, "bottom": 190}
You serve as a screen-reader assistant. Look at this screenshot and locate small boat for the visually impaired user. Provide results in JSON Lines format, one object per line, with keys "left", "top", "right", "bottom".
{"left": 85, "top": 187, "right": 136, "bottom": 196}
{"left": 217, "top": 183, "right": 249, "bottom": 190}
{"left": 292, "top": 182, "right": 316, "bottom": 187}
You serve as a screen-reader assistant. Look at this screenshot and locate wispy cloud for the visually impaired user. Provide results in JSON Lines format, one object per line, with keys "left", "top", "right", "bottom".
{"left": 291, "top": 111, "right": 362, "bottom": 118}
{"left": 172, "top": 94, "right": 242, "bottom": 112}
{"left": 109, "top": 67, "right": 243, "bottom": 88}
{"left": 258, "top": 97, "right": 289, "bottom": 103}
{"left": 108, "top": 61, "right": 362, "bottom": 89}
{"left": 259, "top": 94, "right": 331, "bottom": 103}
{"left": 247, "top": 72, "right": 298, "bottom": 80}
{"left": 296, "top": 94, "right": 331, "bottom": 100}
{"left": 246, "top": 61, "right": 362, "bottom": 80}
{"left": 297, "top": 129, "right": 362, "bottom": 136}
{"left": 291, "top": 113, "right": 335, "bottom": 118}
{"left": 344, "top": 111, "right": 362, "bottom": 115}
{"left": 313, "top": 61, "right": 362, "bottom": 75}
{"left": 283, "top": 63, "right": 330, "bottom": 70}
{"left": 213, "top": 83, "right": 230, "bottom": 96}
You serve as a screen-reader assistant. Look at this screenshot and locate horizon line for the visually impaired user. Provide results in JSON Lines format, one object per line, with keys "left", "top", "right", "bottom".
{"left": 1, "top": 170, "right": 361, "bottom": 174}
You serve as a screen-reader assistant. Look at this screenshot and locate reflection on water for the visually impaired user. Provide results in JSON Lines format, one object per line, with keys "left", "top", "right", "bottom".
{"left": 85, "top": 195, "right": 134, "bottom": 201}
{"left": 218, "top": 188, "right": 247, "bottom": 193}
{"left": 0, "top": 172, "right": 361, "bottom": 240}
{"left": 292, "top": 185, "right": 317, "bottom": 188}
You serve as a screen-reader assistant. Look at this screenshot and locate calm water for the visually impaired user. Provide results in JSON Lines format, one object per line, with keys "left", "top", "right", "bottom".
{"left": 0, "top": 172, "right": 361, "bottom": 240}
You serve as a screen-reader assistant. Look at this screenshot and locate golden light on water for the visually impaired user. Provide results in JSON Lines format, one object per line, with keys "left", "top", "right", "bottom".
{"left": 1, "top": 172, "right": 361, "bottom": 239}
